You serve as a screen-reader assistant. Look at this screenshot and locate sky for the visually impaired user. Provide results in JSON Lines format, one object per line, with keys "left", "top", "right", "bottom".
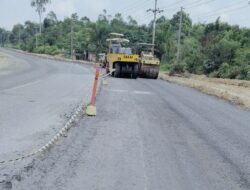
{"left": 0, "top": 0, "right": 250, "bottom": 30}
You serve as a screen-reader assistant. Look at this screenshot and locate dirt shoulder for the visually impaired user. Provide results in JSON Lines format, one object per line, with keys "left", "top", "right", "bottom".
{"left": 159, "top": 72, "right": 250, "bottom": 109}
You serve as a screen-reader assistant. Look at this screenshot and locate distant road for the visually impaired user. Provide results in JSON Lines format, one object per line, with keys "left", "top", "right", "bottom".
{"left": 0, "top": 48, "right": 93, "bottom": 161}
{"left": 12, "top": 67, "right": 250, "bottom": 189}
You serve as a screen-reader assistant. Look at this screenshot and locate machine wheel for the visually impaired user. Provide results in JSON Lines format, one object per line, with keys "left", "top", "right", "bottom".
{"left": 148, "top": 68, "right": 159, "bottom": 79}
{"left": 132, "top": 64, "right": 139, "bottom": 79}
{"left": 114, "top": 63, "right": 120, "bottom": 78}
{"left": 153, "top": 71, "right": 159, "bottom": 79}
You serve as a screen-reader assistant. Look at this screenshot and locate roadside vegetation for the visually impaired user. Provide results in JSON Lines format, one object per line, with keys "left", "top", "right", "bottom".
{"left": 0, "top": 9, "right": 250, "bottom": 80}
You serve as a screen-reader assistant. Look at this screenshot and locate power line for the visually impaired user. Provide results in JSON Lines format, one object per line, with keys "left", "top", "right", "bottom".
{"left": 110, "top": 0, "right": 249, "bottom": 27}
{"left": 198, "top": 4, "right": 248, "bottom": 21}
{"left": 115, "top": 0, "right": 145, "bottom": 13}
{"left": 121, "top": 0, "right": 154, "bottom": 19}
{"left": 233, "top": 16, "right": 250, "bottom": 23}
{"left": 140, "top": 0, "right": 206, "bottom": 23}
{"left": 116, "top": 0, "right": 151, "bottom": 15}
{"left": 138, "top": 0, "right": 193, "bottom": 25}
{"left": 160, "top": 0, "right": 184, "bottom": 10}
{"left": 184, "top": 0, "right": 215, "bottom": 9}
{"left": 193, "top": 0, "right": 246, "bottom": 17}
{"left": 162, "top": 0, "right": 203, "bottom": 11}
{"left": 131, "top": 11, "right": 152, "bottom": 23}
{"left": 123, "top": 1, "right": 153, "bottom": 17}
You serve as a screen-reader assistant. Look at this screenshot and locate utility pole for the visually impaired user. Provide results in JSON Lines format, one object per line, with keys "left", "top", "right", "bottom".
{"left": 147, "top": 0, "right": 163, "bottom": 54}
{"left": 18, "top": 28, "right": 21, "bottom": 48}
{"left": 0, "top": 34, "right": 2, "bottom": 47}
{"left": 36, "top": 27, "right": 38, "bottom": 48}
{"left": 7, "top": 32, "right": 9, "bottom": 46}
{"left": 1, "top": 33, "right": 4, "bottom": 47}
{"left": 70, "top": 20, "right": 73, "bottom": 60}
{"left": 176, "top": 7, "right": 184, "bottom": 64}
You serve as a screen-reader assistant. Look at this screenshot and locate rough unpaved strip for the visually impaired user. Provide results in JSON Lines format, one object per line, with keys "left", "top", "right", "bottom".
{"left": 159, "top": 72, "right": 250, "bottom": 109}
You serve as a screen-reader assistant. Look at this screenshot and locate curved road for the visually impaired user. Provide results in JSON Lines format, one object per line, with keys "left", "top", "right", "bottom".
{"left": 1, "top": 49, "right": 250, "bottom": 190}
{"left": 0, "top": 49, "right": 93, "bottom": 161}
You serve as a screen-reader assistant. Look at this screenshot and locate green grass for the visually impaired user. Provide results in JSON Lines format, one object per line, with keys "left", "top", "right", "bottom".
{"left": 160, "top": 63, "right": 171, "bottom": 71}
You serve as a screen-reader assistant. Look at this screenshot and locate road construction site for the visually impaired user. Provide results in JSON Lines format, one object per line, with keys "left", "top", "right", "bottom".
{"left": 0, "top": 48, "right": 250, "bottom": 190}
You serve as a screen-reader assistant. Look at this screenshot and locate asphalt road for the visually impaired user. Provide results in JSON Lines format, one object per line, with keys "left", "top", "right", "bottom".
{"left": 1, "top": 49, "right": 250, "bottom": 190}
{"left": 11, "top": 74, "right": 250, "bottom": 189}
{"left": 0, "top": 48, "right": 93, "bottom": 161}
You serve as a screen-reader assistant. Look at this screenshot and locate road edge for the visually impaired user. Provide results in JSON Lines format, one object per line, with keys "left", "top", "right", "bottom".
{"left": 159, "top": 72, "right": 250, "bottom": 110}
{"left": 3, "top": 48, "right": 97, "bottom": 66}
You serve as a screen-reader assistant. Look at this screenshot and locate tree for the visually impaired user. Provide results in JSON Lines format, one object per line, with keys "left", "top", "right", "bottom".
{"left": 170, "top": 11, "right": 192, "bottom": 37}
{"left": 4, "top": 9, "right": 250, "bottom": 80}
{"left": 31, "top": 0, "right": 51, "bottom": 33}
{"left": 0, "top": 28, "right": 9, "bottom": 47}
{"left": 110, "top": 13, "right": 126, "bottom": 33}
{"left": 10, "top": 24, "right": 24, "bottom": 46}
{"left": 127, "top": 16, "right": 138, "bottom": 26}
{"left": 183, "top": 37, "right": 203, "bottom": 74}
{"left": 155, "top": 17, "right": 175, "bottom": 62}
{"left": 80, "top": 16, "right": 90, "bottom": 26}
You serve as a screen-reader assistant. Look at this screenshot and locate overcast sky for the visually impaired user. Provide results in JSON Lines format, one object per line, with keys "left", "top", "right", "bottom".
{"left": 0, "top": 0, "right": 250, "bottom": 30}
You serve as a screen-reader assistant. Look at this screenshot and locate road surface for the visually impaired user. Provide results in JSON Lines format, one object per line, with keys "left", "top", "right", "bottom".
{"left": 0, "top": 48, "right": 93, "bottom": 161}
{"left": 1, "top": 49, "right": 250, "bottom": 190}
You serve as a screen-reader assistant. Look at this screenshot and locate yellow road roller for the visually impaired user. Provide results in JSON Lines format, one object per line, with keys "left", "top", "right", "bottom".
{"left": 138, "top": 43, "right": 160, "bottom": 79}
{"left": 106, "top": 33, "right": 140, "bottom": 79}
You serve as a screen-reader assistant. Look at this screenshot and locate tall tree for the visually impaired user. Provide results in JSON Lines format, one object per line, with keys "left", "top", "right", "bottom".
{"left": 31, "top": 0, "right": 51, "bottom": 33}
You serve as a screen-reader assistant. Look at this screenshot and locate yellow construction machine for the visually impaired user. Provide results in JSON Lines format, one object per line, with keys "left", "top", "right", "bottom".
{"left": 138, "top": 43, "right": 160, "bottom": 79}
{"left": 106, "top": 33, "right": 140, "bottom": 79}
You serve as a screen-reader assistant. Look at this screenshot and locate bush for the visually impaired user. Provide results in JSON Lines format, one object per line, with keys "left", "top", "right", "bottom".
{"left": 186, "top": 57, "right": 203, "bottom": 74}
{"left": 160, "top": 63, "right": 171, "bottom": 71}
{"left": 236, "top": 65, "right": 250, "bottom": 80}
{"left": 208, "top": 71, "right": 219, "bottom": 78}
{"left": 33, "top": 46, "right": 45, "bottom": 54}
{"left": 228, "top": 66, "right": 241, "bottom": 79}
{"left": 203, "top": 59, "right": 217, "bottom": 74}
{"left": 33, "top": 45, "right": 60, "bottom": 55}
{"left": 218, "top": 63, "right": 230, "bottom": 78}
{"left": 45, "top": 45, "right": 60, "bottom": 55}
{"left": 169, "top": 62, "right": 186, "bottom": 75}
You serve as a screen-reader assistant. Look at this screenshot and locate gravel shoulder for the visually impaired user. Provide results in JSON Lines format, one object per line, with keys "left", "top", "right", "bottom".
{"left": 159, "top": 72, "right": 250, "bottom": 109}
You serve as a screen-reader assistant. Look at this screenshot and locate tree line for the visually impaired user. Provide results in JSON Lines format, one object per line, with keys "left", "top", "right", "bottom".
{"left": 0, "top": 10, "right": 250, "bottom": 80}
